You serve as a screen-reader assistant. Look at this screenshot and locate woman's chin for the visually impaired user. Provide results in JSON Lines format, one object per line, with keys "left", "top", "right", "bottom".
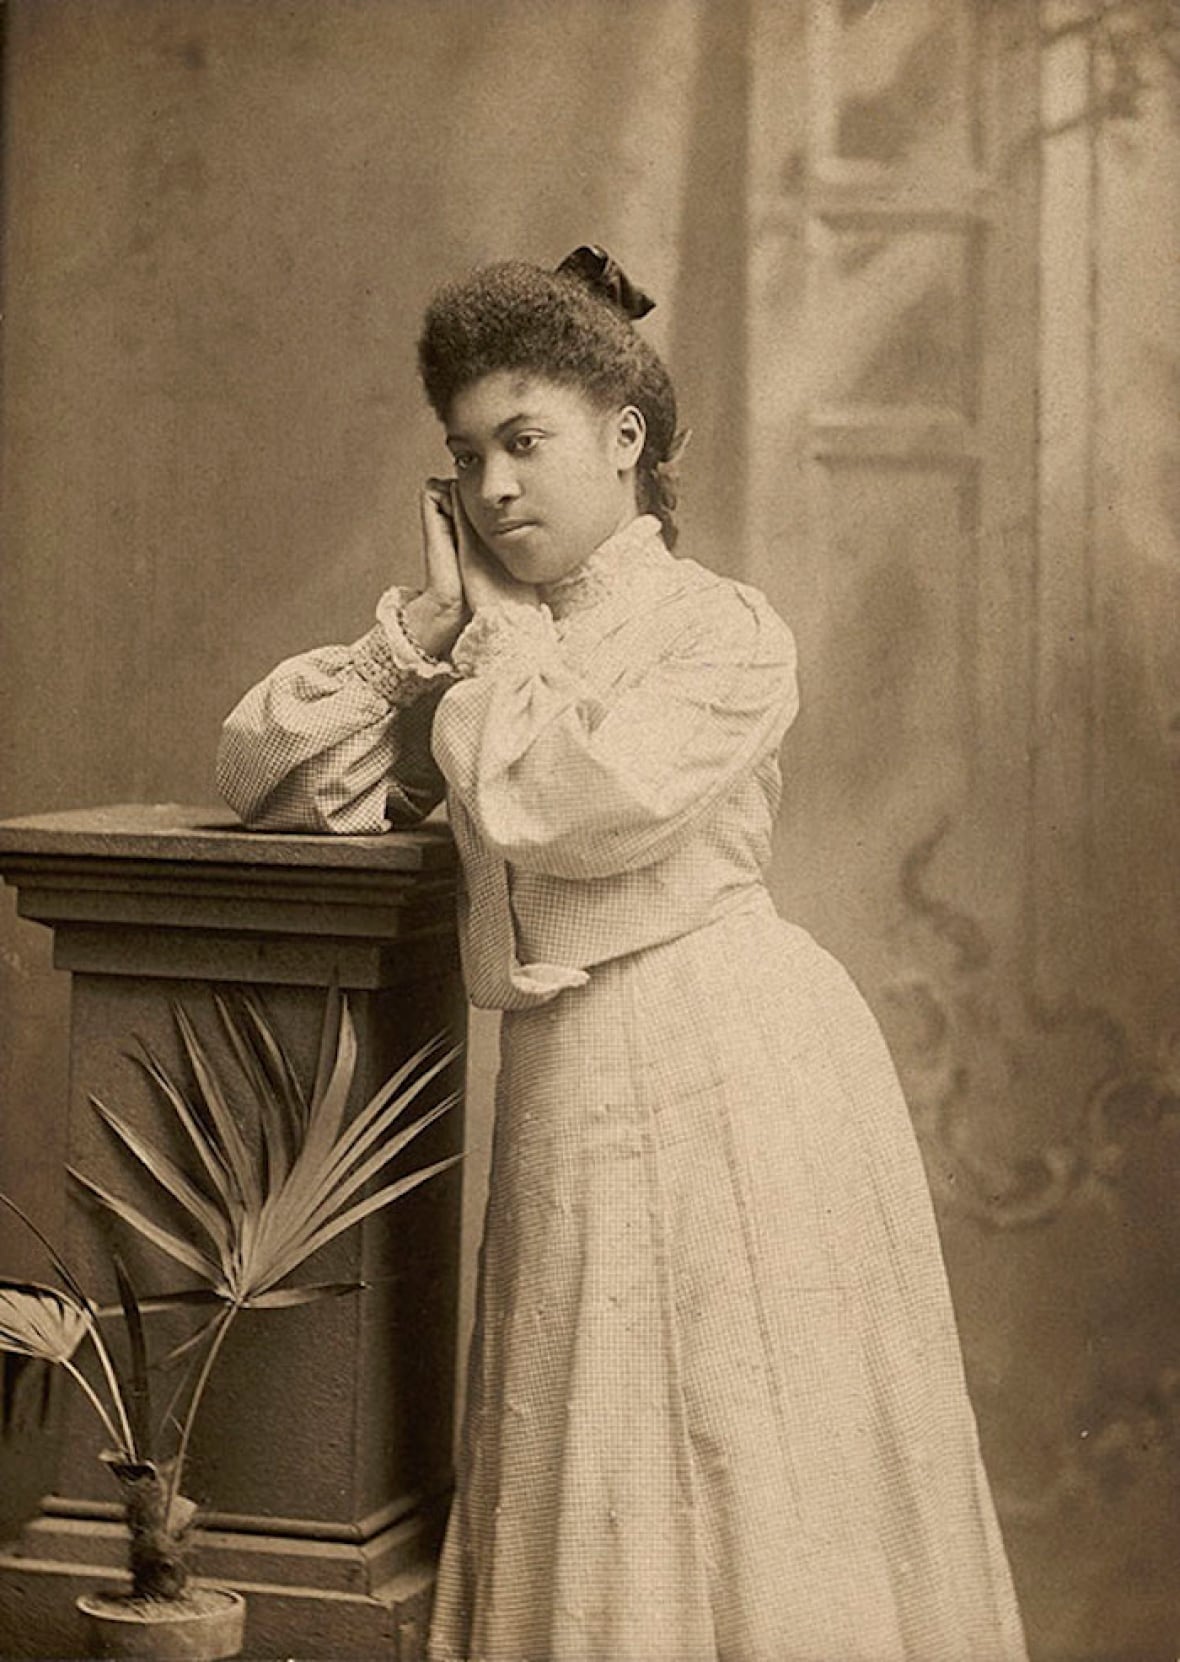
{"left": 499, "top": 545, "right": 588, "bottom": 588}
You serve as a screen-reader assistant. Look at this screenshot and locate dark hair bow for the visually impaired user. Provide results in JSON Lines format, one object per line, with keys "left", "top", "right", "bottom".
{"left": 555, "top": 245, "right": 656, "bottom": 320}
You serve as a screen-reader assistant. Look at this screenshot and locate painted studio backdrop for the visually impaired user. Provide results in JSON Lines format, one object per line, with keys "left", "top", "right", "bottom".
{"left": 1, "top": 2, "right": 1177, "bottom": 1658}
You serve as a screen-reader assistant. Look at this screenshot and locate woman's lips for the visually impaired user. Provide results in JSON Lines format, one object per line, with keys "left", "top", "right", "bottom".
{"left": 491, "top": 520, "right": 538, "bottom": 539}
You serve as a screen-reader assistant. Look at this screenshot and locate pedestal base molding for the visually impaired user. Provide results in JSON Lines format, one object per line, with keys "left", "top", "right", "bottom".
{"left": 0, "top": 1501, "right": 445, "bottom": 1659}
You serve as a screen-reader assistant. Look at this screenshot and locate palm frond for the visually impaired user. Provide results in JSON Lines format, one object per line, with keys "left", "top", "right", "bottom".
{"left": 246, "top": 1281, "right": 365, "bottom": 1309}
{"left": 156, "top": 1311, "right": 227, "bottom": 1373}
{"left": 78, "top": 993, "right": 460, "bottom": 1321}
{"left": 255, "top": 1034, "right": 458, "bottom": 1269}
{"left": 284, "top": 1154, "right": 462, "bottom": 1271}
{"left": 132, "top": 1050, "right": 236, "bottom": 1218}
{"left": 0, "top": 1281, "right": 92, "bottom": 1363}
{"left": 283, "top": 997, "right": 358, "bottom": 1200}
{"left": 213, "top": 992, "right": 293, "bottom": 1196}
{"left": 236, "top": 992, "right": 308, "bottom": 1133}
{"left": 0, "top": 1193, "right": 93, "bottom": 1313}
{"left": 2, "top": 981, "right": 462, "bottom": 1609}
{"left": 0, "top": 1198, "right": 138, "bottom": 1459}
{"left": 113, "top": 1258, "right": 153, "bottom": 1462}
{"left": 322, "top": 1036, "right": 460, "bottom": 1188}
{"left": 171, "top": 1002, "right": 261, "bottom": 1217}
{"left": 309, "top": 977, "right": 344, "bottom": 1115}
{"left": 97, "top": 1290, "right": 224, "bottom": 1319}
{"left": 294, "top": 1094, "right": 460, "bottom": 1255}
{"left": 88, "top": 1094, "right": 230, "bottom": 1265}
{"left": 68, "top": 1170, "right": 222, "bottom": 1285}
{"left": 233, "top": 1000, "right": 458, "bottom": 1297}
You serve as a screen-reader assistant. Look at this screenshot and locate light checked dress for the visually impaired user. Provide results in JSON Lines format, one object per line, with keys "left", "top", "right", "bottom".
{"left": 217, "top": 514, "right": 1028, "bottom": 1662}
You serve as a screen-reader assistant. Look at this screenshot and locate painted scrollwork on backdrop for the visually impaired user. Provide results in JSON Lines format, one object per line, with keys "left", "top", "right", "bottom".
{"left": 883, "top": 820, "right": 1180, "bottom": 1232}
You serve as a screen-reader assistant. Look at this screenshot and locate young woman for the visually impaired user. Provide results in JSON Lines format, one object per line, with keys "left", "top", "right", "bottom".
{"left": 217, "top": 248, "right": 1027, "bottom": 1662}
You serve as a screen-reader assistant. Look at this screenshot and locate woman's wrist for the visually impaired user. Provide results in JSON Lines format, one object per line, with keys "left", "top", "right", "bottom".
{"left": 401, "top": 590, "right": 466, "bottom": 661}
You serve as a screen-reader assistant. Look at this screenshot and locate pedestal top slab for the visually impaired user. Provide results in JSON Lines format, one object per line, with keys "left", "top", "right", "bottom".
{"left": 0, "top": 802, "right": 457, "bottom": 873}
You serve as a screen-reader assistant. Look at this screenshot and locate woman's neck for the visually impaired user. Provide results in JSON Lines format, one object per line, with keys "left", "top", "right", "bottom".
{"left": 538, "top": 514, "right": 669, "bottom": 620}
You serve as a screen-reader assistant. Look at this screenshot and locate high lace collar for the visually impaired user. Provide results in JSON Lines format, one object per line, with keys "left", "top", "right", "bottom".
{"left": 538, "top": 514, "right": 671, "bottom": 621}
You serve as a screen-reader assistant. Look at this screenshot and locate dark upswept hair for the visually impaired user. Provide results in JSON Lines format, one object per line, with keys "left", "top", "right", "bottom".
{"left": 417, "top": 257, "right": 684, "bottom": 547}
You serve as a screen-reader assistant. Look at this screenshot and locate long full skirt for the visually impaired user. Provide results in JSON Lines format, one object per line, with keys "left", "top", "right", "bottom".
{"left": 428, "top": 894, "right": 1027, "bottom": 1662}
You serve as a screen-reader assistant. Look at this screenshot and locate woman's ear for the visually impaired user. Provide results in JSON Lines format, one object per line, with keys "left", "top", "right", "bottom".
{"left": 614, "top": 405, "right": 647, "bottom": 473}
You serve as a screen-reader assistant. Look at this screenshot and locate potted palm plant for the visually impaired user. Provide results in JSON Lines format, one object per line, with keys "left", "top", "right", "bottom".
{"left": 0, "top": 982, "right": 460, "bottom": 1661}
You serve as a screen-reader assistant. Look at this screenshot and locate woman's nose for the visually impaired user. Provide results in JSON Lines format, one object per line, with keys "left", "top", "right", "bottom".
{"left": 479, "top": 452, "right": 521, "bottom": 504}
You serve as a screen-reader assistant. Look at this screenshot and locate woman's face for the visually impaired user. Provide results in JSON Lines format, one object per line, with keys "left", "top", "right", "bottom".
{"left": 444, "top": 371, "right": 644, "bottom": 586}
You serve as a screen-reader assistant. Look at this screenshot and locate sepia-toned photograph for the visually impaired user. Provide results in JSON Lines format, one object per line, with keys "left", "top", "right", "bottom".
{"left": 0, "top": 2, "right": 1176, "bottom": 1659}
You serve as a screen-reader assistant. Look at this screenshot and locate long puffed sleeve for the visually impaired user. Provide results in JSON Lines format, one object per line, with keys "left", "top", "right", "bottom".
{"left": 216, "top": 589, "right": 459, "bottom": 833}
{"left": 431, "top": 582, "right": 798, "bottom": 880}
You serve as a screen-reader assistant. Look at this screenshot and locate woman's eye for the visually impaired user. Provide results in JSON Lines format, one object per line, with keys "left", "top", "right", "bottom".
{"left": 509, "top": 433, "right": 541, "bottom": 456}
{"left": 452, "top": 453, "right": 478, "bottom": 474}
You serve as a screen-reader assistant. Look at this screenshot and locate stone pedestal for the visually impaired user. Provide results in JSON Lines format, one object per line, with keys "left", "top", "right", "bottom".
{"left": 0, "top": 805, "right": 466, "bottom": 1660}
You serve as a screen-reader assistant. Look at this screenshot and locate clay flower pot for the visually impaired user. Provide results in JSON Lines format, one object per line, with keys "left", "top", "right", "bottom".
{"left": 76, "top": 1586, "right": 246, "bottom": 1661}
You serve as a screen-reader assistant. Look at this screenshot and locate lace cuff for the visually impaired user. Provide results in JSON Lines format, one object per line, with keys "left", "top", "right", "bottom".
{"left": 452, "top": 602, "right": 561, "bottom": 679}
{"left": 352, "top": 587, "right": 458, "bottom": 699}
